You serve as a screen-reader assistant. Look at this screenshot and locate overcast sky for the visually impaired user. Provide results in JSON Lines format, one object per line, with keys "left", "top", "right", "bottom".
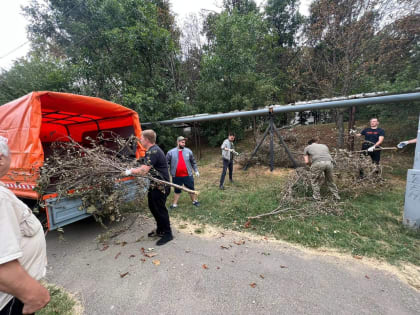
{"left": 0, "top": 0, "right": 312, "bottom": 69}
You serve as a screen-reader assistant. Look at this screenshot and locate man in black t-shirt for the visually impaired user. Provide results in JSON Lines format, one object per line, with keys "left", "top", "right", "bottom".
{"left": 356, "top": 117, "right": 385, "bottom": 164}
{"left": 124, "top": 130, "right": 173, "bottom": 246}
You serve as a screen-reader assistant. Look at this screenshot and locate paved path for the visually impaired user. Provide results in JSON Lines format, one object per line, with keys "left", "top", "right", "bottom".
{"left": 45, "top": 216, "right": 420, "bottom": 314}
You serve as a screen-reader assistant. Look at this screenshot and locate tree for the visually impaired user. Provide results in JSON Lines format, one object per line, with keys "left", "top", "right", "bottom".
{"left": 296, "top": 0, "right": 418, "bottom": 148}
{"left": 265, "top": 0, "right": 304, "bottom": 47}
{"left": 223, "top": 0, "right": 258, "bottom": 14}
{"left": 178, "top": 13, "right": 205, "bottom": 104}
{"left": 23, "top": 0, "right": 186, "bottom": 128}
{"left": 196, "top": 8, "right": 279, "bottom": 144}
{"left": 0, "top": 53, "right": 75, "bottom": 105}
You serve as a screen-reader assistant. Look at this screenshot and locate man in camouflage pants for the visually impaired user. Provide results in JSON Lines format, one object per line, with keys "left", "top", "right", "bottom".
{"left": 303, "top": 138, "right": 340, "bottom": 201}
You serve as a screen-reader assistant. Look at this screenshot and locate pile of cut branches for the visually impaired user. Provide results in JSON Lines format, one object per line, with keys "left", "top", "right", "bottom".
{"left": 36, "top": 134, "right": 150, "bottom": 224}
{"left": 248, "top": 149, "right": 387, "bottom": 222}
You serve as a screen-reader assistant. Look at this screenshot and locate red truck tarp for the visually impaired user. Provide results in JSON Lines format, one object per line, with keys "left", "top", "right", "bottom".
{"left": 0, "top": 91, "right": 144, "bottom": 198}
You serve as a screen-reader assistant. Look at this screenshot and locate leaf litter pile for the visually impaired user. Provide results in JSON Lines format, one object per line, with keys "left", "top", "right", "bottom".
{"left": 36, "top": 133, "right": 155, "bottom": 224}
{"left": 247, "top": 148, "right": 388, "bottom": 222}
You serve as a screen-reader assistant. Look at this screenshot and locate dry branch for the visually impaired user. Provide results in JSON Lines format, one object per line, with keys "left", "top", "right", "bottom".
{"left": 36, "top": 134, "right": 190, "bottom": 223}
{"left": 248, "top": 148, "right": 388, "bottom": 221}
{"left": 141, "top": 176, "right": 198, "bottom": 195}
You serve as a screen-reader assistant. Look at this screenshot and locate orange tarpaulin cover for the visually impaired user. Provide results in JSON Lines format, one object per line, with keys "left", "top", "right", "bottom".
{"left": 0, "top": 91, "right": 144, "bottom": 198}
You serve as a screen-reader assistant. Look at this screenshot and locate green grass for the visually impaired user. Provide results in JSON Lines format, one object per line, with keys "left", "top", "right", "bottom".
{"left": 38, "top": 284, "right": 77, "bottom": 315}
{"left": 170, "top": 164, "right": 420, "bottom": 266}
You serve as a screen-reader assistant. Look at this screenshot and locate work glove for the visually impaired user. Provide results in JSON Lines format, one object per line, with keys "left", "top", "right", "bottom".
{"left": 123, "top": 169, "right": 132, "bottom": 176}
{"left": 349, "top": 129, "right": 357, "bottom": 135}
{"left": 195, "top": 171, "right": 200, "bottom": 177}
{"left": 397, "top": 141, "right": 409, "bottom": 149}
{"left": 230, "top": 149, "right": 239, "bottom": 156}
{"left": 367, "top": 146, "right": 375, "bottom": 152}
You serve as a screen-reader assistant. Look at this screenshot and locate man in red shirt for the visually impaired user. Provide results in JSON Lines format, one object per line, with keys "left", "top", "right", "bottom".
{"left": 166, "top": 137, "right": 200, "bottom": 209}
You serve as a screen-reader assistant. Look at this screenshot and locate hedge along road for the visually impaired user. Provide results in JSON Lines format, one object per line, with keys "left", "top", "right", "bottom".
{"left": 44, "top": 215, "right": 420, "bottom": 314}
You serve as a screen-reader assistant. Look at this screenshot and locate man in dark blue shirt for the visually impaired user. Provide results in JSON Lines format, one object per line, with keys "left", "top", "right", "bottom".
{"left": 356, "top": 118, "right": 385, "bottom": 164}
{"left": 125, "top": 130, "right": 173, "bottom": 246}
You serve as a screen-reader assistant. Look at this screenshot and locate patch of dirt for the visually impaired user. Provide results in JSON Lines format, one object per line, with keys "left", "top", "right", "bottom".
{"left": 172, "top": 218, "right": 420, "bottom": 291}
{"left": 68, "top": 291, "right": 84, "bottom": 315}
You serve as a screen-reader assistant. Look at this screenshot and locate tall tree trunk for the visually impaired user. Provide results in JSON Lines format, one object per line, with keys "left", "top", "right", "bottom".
{"left": 337, "top": 110, "right": 344, "bottom": 148}
{"left": 347, "top": 106, "right": 356, "bottom": 151}
{"left": 253, "top": 116, "right": 257, "bottom": 143}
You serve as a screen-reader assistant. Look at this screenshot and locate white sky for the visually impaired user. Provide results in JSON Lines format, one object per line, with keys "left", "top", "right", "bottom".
{"left": 0, "top": 0, "right": 312, "bottom": 70}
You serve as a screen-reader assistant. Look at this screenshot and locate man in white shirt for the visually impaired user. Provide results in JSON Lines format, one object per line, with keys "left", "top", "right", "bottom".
{"left": 0, "top": 137, "right": 50, "bottom": 314}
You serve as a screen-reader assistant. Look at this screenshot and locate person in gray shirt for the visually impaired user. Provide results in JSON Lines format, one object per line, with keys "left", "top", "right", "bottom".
{"left": 303, "top": 138, "right": 340, "bottom": 201}
{"left": 219, "top": 133, "right": 237, "bottom": 190}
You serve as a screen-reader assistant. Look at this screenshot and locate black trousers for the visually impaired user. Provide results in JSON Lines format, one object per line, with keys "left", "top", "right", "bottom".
{"left": 362, "top": 142, "right": 381, "bottom": 164}
{"left": 220, "top": 158, "right": 233, "bottom": 186}
{"left": 147, "top": 187, "right": 171, "bottom": 234}
{"left": 0, "top": 297, "right": 33, "bottom": 315}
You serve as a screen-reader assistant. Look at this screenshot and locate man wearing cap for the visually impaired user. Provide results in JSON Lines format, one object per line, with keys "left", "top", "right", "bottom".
{"left": 166, "top": 136, "right": 200, "bottom": 209}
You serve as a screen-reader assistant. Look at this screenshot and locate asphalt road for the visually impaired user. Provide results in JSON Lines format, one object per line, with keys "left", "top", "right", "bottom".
{"left": 45, "top": 215, "right": 420, "bottom": 315}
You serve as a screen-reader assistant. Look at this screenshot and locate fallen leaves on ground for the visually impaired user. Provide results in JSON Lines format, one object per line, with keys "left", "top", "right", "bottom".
{"left": 233, "top": 240, "right": 245, "bottom": 245}
{"left": 202, "top": 264, "right": 209, "bottom": 269}
{"left": 280, "top": 265, "right": 287, "bottom": 268}
{"left": 259, "top": 274, "right": 265, "bottom": 279}
{"left": 152, "top": 260, "right": 160, "bottom": 266}
{"left": 353, "top": 255, "right": 363, "bottom": 259}
{"left": 144, "top": 253, "right": 157, "bottom": 258}
{"left": 244, "top": 220, "right": 251, "bottom": 228}
{"left": 115, "top": 252, "right": 121, "bottom": 259}
{"left": 250, "top": 283, "right": 257, "bottom": 288}
{"left": 100, "top": 245, "right": 109, "bottom": 251}
{"left": 120, "top": 272, "right": 129, "bottom": 278}
{"left": 220, "top": 245, "right": 230, "bottom": 249}
{"left": 365, "top": 275, "right": 370, "bottom": 279}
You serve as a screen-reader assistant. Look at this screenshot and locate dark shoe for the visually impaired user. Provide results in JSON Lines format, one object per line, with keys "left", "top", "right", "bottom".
{"left": 219, "top": 185, "right": 225, "bottom": 190}
{"left": 229, "top": 179, "right": 234, "bottom": 183}
{"left": 148, "top": 230, "right": 164, "bottom": 237}
{"left": 156, "top": 233, "right": 173, "bottom": 246}
{"left": 193, "top": 201, "right": 200, "bottom": 207}
{"left": 169, "top": 204, "right": 178, "bottom": 210}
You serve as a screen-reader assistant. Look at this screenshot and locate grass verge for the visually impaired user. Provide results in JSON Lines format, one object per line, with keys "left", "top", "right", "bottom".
{"left": 169, "top": 162, "right": 420, "bottom": 266}
{"left": 38, "top": 284, "right": 79, "bottom": 315}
